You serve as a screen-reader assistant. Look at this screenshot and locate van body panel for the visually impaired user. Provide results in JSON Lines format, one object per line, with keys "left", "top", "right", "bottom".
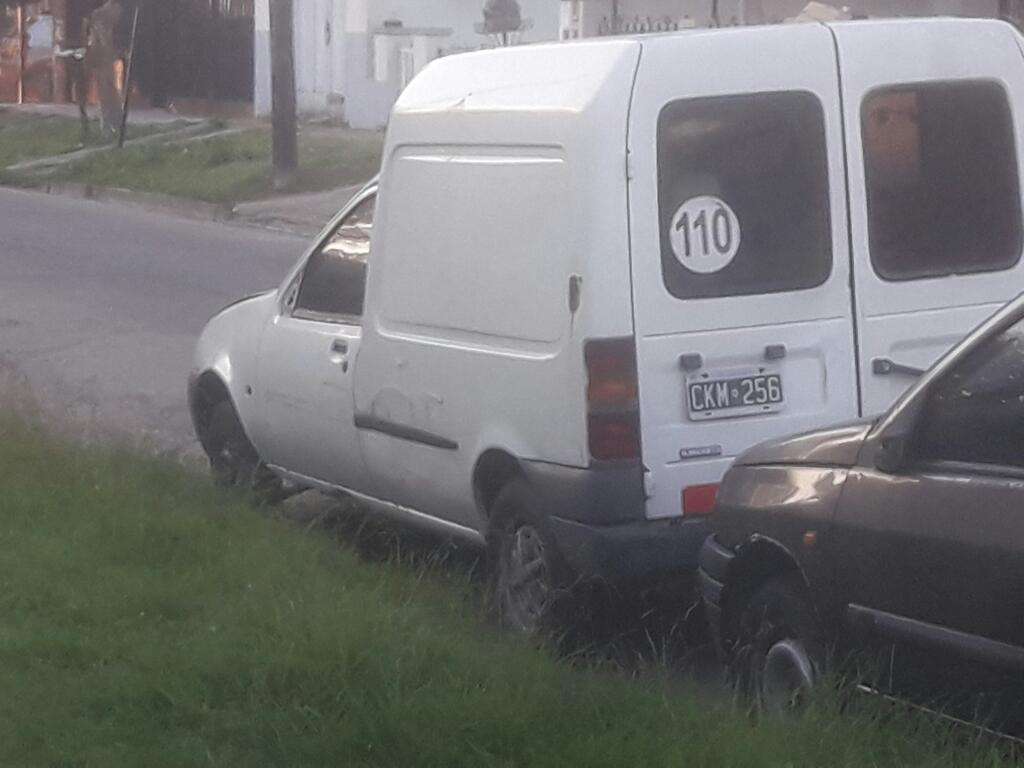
{"left": 627, "top": 25, "right": 859, "bottom": 520}
{"left": 192, "top": 18, "right": 1024, "bottom": 586}
{"left": 355, "top": 40, "right": 642, "bottom": 528}
{"left": 832, "top": 19, "right": 1024, "bottom": 416}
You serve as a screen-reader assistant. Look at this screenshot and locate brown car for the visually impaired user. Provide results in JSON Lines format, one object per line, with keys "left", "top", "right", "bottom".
{"left": 700, "top": 293, "right": 1024, "bottom": 720}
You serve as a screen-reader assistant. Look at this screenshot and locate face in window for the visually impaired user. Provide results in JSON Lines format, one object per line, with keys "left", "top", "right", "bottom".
{"left": 864, "top": 91, "right": 921, "bottom": 188}
{"left": 293, "top": 194, "right": 376, "bottom": 320}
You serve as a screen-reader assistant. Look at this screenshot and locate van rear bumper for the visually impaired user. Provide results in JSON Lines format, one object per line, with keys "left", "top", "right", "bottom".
{"left": 546, "top": 515, "right": 711, "bottom": 583}
{"left": 519, "top": 459, "right": 708, "bottom": 582}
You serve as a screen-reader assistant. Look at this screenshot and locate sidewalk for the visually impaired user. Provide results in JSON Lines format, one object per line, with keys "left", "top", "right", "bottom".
{"left": 233, "top": 184, "right": 366, "bottom": 236}
{"left": 0, "top": 102, "right": 199, "bottom": 126}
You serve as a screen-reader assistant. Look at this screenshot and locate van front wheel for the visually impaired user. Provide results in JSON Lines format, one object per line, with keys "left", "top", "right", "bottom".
{"left": 205, "top": 401, "right": 287, "bottom": 505}
{"left": 489, "top": 479, "right": 569, "bottom": 635}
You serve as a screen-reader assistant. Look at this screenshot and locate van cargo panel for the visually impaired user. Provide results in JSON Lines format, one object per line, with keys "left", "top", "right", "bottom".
{"left": 628, "top": 25, "right": 858, "bottom": 521}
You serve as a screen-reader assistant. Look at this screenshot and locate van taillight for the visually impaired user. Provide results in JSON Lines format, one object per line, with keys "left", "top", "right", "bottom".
{"left": 683, "top": 484, "right": 719, "bottom": 516}
{"left": 585, "top": 338, "right": 640, "bottom": 462}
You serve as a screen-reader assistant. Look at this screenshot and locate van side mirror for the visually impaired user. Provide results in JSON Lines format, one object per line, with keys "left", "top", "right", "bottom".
{"left": 875, "top": 435, "right": 907, "bottom": 473}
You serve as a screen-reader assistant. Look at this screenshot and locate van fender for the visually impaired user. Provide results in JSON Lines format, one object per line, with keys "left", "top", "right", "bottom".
{"left": 467, "top": 424, "right": 538, "bottom": 520}
{"left": 191, "top": 291, "right": 277, "bottom": 452}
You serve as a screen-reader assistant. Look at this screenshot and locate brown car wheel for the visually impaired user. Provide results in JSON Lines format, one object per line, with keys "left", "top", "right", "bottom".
{"left": 732, "top": 575, "right": 825, "bottom": 713}
{"left": 488, "top": 478, "right": 571, "bottom": 635}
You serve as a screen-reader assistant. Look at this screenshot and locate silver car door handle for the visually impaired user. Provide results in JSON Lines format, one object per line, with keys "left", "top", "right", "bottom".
{"left": 330, "top": 339, "right": 348, "bottom": 355}
{"left": 872, "top": 357, "right": 925, "bottom": 378}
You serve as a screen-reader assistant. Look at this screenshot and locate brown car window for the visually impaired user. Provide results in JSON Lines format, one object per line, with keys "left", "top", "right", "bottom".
{"left": 915, "top": 317, "right": 1024, "bottom": 468}
{"left": 294, "top": 194, "right": 375, "bottom": 321}
{"left": 863, "top": 81, "right": 1022, "bottom": 281}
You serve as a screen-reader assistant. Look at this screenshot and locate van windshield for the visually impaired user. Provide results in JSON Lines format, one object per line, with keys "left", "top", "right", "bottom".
{"left": 657, "top": 91, "right": 832, "bottom": 300}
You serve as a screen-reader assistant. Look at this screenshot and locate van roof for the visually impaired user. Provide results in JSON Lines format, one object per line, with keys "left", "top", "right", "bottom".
{"left": 394, "top": 16, "right": 1015, "bottom": 121}
{"left": 393, "top": 37, "right": 641, "bottom": 119}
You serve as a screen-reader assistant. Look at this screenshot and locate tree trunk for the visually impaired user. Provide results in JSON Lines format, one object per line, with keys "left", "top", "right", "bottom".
{"left": 269, "top": 0, "right": 298, "bottom": 190}
{"left": 87, "top": 0, "right": 123, "bottom": 141}
{"left": 76, "top": 18, "right": 89, "bottom": 143}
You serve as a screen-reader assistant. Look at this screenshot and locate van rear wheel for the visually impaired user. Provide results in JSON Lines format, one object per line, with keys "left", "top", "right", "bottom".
{"left": 489, "top": 479, "right": 569, "bottom": 635}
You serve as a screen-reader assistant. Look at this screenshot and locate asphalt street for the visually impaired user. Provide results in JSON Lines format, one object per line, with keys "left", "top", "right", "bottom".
{"left": 0, "top": 188, "right": 309, "bottom": 459}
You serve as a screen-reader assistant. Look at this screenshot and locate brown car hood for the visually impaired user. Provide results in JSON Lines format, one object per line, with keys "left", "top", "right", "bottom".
{"left": 735, "top": 419, "right": 873, "bottom": 468}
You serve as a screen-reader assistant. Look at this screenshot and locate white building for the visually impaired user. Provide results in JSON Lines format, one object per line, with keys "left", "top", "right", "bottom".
{"left": 255, "top": 0, "right": 1001, "bottom": 129}
{"left": 254, "top": 0, "right": 561, "bottom": 129}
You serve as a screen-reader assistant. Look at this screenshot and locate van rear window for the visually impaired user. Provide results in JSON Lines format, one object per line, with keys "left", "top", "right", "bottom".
{"left": 657, "top": 91, "right": 833, "bottom": 300}
{"left": 862, "top": 80, "right": 1022, "bottom": 282}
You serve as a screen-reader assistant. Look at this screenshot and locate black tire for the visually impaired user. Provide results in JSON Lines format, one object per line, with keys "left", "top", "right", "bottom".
{"left": 732, "top": 574, "right": 824, "bottom": 713}
{"left": 487, "top": 478, "right": 571, "bottom": 635}
{"left": 204, "top": 400, "right": 286, "bottom": 505}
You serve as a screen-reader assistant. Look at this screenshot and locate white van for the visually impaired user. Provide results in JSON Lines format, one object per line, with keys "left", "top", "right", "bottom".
{"left": 190, "top": 18, "right": 1024, "bottom": 632}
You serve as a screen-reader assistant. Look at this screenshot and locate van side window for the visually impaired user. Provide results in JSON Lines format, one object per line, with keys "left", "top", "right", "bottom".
{"left": 294, "top": 194, "right": 375, "bottom": 321}
{"left": 863, "top": 81, "right": 1022, "bottom": 282}
{"left": 657, "top": 91, "right": 832, "bottom": 300}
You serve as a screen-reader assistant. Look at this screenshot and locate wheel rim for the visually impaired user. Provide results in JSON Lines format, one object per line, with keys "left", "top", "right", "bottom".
{"left": 500, "top": 524, "right": 551, "bottom": 633}
{"left": 760, "top": 638, "right": 816, "bottom": 712}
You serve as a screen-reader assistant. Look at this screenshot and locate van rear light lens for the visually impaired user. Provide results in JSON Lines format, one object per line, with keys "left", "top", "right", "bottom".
{"left": 585, "top": 338, "right": 640, "bottom": 462}
{"left": 683, "top": 484, "right": 719, "bottom": 516}
{"left": 587, "top": 412, "right": 641, "bottom": 462}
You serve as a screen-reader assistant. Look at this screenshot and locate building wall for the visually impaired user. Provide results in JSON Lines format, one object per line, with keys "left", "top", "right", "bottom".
{"left": 255, "top": 0, "right": 562, "bottom": 126}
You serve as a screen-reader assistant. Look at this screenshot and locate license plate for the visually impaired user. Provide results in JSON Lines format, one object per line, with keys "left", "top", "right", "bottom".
{"left": 687, "top": 372, "right": 784, "bottom": 421}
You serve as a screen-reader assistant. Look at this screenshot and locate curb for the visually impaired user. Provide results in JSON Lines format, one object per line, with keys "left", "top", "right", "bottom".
{"left": 4, "top": 120, "right": 214, "bottom": 174}
{"left": 26, "top": 181, "right": 235, "bottom": 224}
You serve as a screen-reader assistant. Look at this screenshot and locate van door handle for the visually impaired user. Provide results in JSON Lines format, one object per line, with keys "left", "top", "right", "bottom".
{"left": 330, "top": 339, "right": 348, "bottom": 355}
{"left": 872, "top": 357, "right": 925, "bottom": 378}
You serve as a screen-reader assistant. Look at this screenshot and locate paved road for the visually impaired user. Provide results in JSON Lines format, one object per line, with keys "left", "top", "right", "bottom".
{"left": 0, "top": 188, "right": 308, "bottom": 459}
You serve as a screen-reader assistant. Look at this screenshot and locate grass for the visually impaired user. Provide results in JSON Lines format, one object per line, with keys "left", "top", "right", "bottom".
{"left": 4, "top": 125, "right": 384, "bottom": 204}
{"left": 0, "top": 411, "right": 1017, "bottom": 766}
{"left": 0, "top": 108, "right": 169, "bottom": 169}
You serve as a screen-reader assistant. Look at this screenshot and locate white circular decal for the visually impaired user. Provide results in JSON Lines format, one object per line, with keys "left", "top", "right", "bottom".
{"left": 669, "top": 196, "right": 741, "bottom": 274}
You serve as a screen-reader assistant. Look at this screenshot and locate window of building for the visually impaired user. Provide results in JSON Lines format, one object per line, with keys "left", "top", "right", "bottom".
{"left": 863, "top": 80, "right": 1022, "bottom": 281}
{"left": 657, "top": 91, "right": 833, "bottom": 300}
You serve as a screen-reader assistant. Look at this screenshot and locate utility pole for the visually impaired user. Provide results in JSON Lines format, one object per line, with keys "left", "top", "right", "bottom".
{"left": 268, "top": 0, "right": 298, "bottom": 190}
{"left": 117, "top": 4, "right": 139, "bottom": 148}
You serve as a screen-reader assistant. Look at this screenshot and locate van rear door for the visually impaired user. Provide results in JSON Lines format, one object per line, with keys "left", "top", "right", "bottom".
{"left": 832, "top": 19, "right": 1024, "bottom": 416}
{"left": 627, "top": 25, "right": 858, "bottom": 521}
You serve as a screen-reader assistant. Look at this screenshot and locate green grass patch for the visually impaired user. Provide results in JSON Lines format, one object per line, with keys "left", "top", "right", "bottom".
{"left": 0, "top": 108, "right": 169, "bottom": 169}
{"left": 10, "top": 126, "right": 384, "bottom": 204}
{"left": 0, "top": 412, "right": 1015, "bottom": 766}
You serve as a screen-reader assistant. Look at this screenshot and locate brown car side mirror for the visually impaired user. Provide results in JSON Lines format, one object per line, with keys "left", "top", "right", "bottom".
{"left": 875, "top": 435, "right": 907, "bottom": 473}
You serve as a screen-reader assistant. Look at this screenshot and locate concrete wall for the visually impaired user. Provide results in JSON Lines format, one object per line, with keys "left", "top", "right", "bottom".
{"left": 255, "top": 0, "right": 270, "bottom": 116}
